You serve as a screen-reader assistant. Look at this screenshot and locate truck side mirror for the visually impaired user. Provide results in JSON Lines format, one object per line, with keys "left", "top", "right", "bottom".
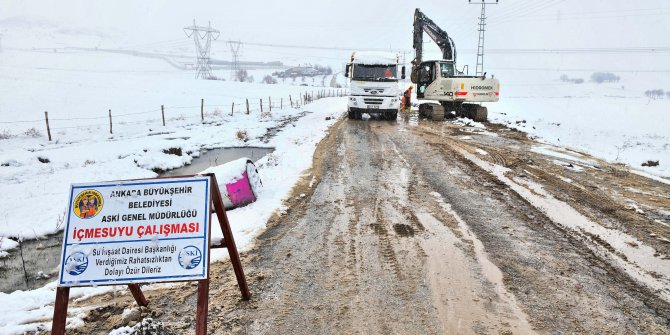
{"left": 344, "top": 64, "right": 350, "bottom": 78}
{"left": 401, "top": 66, "right": 406, "bottom": 79}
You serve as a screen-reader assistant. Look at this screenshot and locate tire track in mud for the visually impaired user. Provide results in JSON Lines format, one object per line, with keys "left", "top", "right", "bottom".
{"left": 398, "top": 121, "right": 670, "bottom": 334}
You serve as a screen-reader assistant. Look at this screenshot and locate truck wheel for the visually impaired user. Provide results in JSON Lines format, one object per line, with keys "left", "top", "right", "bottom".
{"left": 355, "top": 111, "right": 362, "bottom": 120}
{"left": 348, "top": 110, "right": 354, "bottom": 119}
{"left": 390, "top": 111, "right": 398, "bottom": 120}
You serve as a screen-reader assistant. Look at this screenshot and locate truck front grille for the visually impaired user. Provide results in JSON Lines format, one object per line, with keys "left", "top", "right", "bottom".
{"left": 364, "top": 88, "right": 385, "bottom": 94}
{"left": 363, "top": 98, "right": 384, "bottom": 105}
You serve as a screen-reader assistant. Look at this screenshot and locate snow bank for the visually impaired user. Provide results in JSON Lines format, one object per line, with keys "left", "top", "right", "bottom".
{"left": 201, "top": 157, "right": 250, "bottom": 185}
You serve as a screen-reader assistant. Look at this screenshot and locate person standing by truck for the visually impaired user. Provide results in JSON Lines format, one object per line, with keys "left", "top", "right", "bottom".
{"left": 401, "top": 85, "right": 414, "bottom": 114}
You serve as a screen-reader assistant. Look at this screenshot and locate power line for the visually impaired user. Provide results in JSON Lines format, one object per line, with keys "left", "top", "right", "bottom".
{"left": 473, "top": 47, "right": 670, "bottom": 54}
{"left": 485, "top": 0, "right": 565, "bottom": 26}
{"left": 215, "top": 39, "right": 401, "bottom": 52}
{"left": 183, "top": 20, "right": 220, "bottom": 79}
{"left": 487, "top": 67, "right": 670, "bottom": 72}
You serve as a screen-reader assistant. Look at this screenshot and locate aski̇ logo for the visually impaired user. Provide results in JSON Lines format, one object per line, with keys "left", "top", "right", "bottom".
{"left": 178, "top": 246, "right": 202, "bottom": 270}
{"left": 64, "top": 251, "right": 89, "bottom": 276}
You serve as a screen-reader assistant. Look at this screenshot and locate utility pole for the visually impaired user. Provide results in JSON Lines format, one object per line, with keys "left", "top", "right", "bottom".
{"left": 183, "top": 20, "right": 220, "bottom": 79}
{"left": 469, "top": 0, "right": 499, "bottom": 76}
{"left": 227, "top": 40, "right": 243, "bottom": 81}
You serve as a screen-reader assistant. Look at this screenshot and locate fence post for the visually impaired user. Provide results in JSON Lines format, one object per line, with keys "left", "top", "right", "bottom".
{"left": 108, "top": 109, "right": 113, "bottom": 134}
{"left": 246, "top": 99, "right": 250, "bottom": 114}
{"left": 281, "top": 98, "right": 283, "bottom": 109}
{"left": 260, "top": 99, "right": 263, "bottom": 113}
{"left": 201, "top": 98, "right": 204, "bottom": 122}
{"left": 269, "top": 96, "right": 272, "bottom": 112}
{"left": 231, "top": 102, "right": 235, "bottom": 116}
{"left": 44, "top": 111, "right": 52, "bottom": 141}
{"left": 161, "top": 105, "right": 165, "bottom": 126}
{"left": 290, "top": 95, "right": 293, "bottom": 107}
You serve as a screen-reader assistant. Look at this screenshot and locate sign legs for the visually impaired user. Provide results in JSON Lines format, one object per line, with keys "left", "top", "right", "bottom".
{"left": 208, "top": 173, "right": 251, "bottom": 300}
{"left": 196, "top": 279, "right": 210, "bottom": 335}
{"left": 52, "top": 287, "right": 70, "bottom": 335}
{"left": 128, "top": 284, "right": 149, "bottom": 307}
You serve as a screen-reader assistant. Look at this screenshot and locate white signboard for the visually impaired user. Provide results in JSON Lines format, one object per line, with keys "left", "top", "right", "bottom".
{"left": 58, "top": 177, "right": 211, "bottom": 286}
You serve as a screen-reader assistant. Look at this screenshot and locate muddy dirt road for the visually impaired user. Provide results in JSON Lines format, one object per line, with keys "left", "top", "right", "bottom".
{"left": 67, "top": 115, "right": 670, "bottom": 334}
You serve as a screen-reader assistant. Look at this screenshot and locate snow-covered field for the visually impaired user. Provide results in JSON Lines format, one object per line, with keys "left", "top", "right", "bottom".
{"left": 0, "top": 23, "right": 348, "bottom": 333}
{"left": 0, "top": 98, "right": 346, "bottom": 334}
{"left": 0, "top": 89, "right": 344, "bottom": 334}
{"left": 489, "top": 70, "right": 670, "bottom": 178}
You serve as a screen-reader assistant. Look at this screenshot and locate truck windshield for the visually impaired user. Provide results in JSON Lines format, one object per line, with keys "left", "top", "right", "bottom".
{"left": 352, "top": 65, "right": 397, "bottom": 81}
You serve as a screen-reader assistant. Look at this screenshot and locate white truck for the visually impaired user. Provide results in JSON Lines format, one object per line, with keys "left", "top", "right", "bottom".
{"left": 344, "top": 51, "right": 406, "bottom": 120}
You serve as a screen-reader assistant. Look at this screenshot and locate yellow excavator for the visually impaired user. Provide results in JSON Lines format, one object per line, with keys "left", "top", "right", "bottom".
{"left": 411, "top": 8, "right": 500, "bottom": 121}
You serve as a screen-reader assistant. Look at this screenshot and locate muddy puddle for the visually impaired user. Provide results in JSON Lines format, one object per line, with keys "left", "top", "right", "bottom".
{"left": 161, "top": 146, "right": 273, "bottom": 177}
{"left": 0, "top": 146, "right": 273, "bottom": 293}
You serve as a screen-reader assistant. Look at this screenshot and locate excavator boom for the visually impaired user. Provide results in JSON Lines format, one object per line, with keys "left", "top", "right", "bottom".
{"left": 412, "top": 8, "right": 457, "bottom": 75}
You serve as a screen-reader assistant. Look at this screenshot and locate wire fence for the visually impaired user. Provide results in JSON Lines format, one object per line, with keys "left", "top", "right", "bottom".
{"left": 0, "top": 88, "right": 348, "bottom": 141}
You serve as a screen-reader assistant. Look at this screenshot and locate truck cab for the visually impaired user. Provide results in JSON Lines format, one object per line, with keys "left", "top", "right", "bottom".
{"left": 345, "top": 51, "right": 406, "bottom": 120}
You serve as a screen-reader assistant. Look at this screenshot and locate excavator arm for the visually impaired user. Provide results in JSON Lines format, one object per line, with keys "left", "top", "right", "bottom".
{"left": 411, "top": 8, "right": 457, "bottom": 82}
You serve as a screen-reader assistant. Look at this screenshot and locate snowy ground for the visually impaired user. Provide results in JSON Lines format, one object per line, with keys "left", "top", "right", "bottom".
{"left": 488, "top": 69, "right": 670, "bottom": 178}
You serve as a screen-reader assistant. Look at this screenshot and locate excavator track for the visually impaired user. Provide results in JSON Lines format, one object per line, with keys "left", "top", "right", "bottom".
{"left": 419, "top": 103, "right": 445, "bottom": 121}
{"left": 462, "top": 104, "right": 488, "bottom": 122}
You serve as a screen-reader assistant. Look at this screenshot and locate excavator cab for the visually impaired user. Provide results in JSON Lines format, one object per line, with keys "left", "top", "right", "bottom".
{"left": 415, "top": 61, "right": 456, "bottom": 99}
{"left": 415, "top": 62, "right": 433, "bottom": 99}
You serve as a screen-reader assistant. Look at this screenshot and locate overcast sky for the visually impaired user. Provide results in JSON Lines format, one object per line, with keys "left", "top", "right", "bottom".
{"left": 2, "top": 0, "right": 670, "bottom": 70}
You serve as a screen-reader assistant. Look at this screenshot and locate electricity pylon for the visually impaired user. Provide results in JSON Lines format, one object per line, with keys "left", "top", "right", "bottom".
{"left": 227, "top": 40, "right": 243, "bottom": 81}
{"left": 183, "top": 20, "right": 220, "bottom": 79}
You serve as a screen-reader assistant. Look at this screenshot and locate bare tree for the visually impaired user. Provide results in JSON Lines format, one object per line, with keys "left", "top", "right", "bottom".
{"left": 236, "top": 69, "right": 249, "bottom": 82}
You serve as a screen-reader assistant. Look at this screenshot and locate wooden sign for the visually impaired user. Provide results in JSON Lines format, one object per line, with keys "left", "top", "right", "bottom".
{"left": 51, "top": 174, "right": 250, "bottom": 335}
